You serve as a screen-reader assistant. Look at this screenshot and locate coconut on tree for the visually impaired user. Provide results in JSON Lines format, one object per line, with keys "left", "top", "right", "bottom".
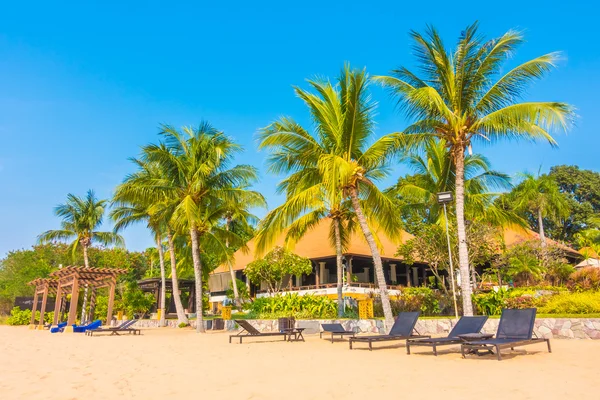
{"left": 374, "top": 23, "right": 574, "bottom": 315}
{"left": 258, "top": 64, "right": 404, "bottom": 330}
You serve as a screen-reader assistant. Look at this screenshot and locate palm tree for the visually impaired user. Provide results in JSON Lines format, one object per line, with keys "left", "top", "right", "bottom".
{"left": 112, "top": 158, "right": 190, "bottom": 325}
{"left": 143, "top": 123, "right": 262, "bottom": 333}
{"left": 111, "top": 187, "right": 169, "bottom": 327}
{"left": 38, "top": 190, "right": 124, "bottom": 322}
{"left": 508, "top": 172, "right": 570, "bottom": 247}
{"left": 222, "top": 192, "right": 266, "bottom": 307}
{"left": 258, "top": 64, "right": 403, "bottom": 329}
{"left": 374, "top": 23, "right": 574, "bottom": 315}
{"left": 387, "top": 138, "right": 519, "bottom": 227}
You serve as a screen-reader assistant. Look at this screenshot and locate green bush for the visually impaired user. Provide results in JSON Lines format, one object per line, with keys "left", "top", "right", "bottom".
{"left": 539, "top": 292, "right": 600, "bottom": 314}
{"left": 6, "top": 307, "right": 54, "bottom": 325}
{"left": 472, "top": 289, "right": 508, "bottom": 315}
{"left": 249, "top": 294, "right": 336, "bottom": 319}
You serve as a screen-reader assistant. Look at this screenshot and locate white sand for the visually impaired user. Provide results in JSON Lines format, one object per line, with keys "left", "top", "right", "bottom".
{"left": 1, "top": 325, "right": 598, "bottom": 399}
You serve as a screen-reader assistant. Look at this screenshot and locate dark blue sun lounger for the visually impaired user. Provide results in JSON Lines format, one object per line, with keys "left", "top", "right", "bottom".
{"left": 349, "top": 312, "right": 429, "bottom": 351}
{"left": 461, "top": 308, "right": 551, "bottom": 361}
{"left": 406, "top": 315, "right": 488, "bottom": 355}
{"left": 86, "top": 319, "right": 141, "bottom": 336}
{"left": 320, "top": 323, "right": 356, "bottom": 343}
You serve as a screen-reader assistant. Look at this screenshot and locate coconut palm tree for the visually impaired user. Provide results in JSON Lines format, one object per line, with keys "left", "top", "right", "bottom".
{"left": 142, "top": 123, "right": 262, "bottom": 332}
{"left": 374, "top": 23, "right": 574, "bottom": 315}
{"left": 387, "top": 138, "right": 520, "bottom": 228}
{"left": 38, "top": 190, "right": 125, "bottom": 267}
{"left": 508, "top": 172, "right": 570, "bottom": 247}
{"left": 258, "top": 64, "right": 403, "bottom": 329}
{"left": 38, "top": 190, "right": 125, "bottom": 322}
{"left": 112, "top": 158, "right": 190, "bottom": 325}
{"left": 222, "top": 191, "right": 266, "bottom": 307}
{"left": 111, "top": 193, "right": 169, "bottom": 327}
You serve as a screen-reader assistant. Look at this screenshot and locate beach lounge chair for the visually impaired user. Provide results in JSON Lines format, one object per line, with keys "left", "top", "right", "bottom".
{"left": 229, "top": 320, "right": 289, "bottom": 344}
{"left": 461, "top": 308, "right": 551, "bottom": 361}
{"left": 49, "top": 322, "right": 68, "bottom": 333}
{"left": 349, "top": 311, "right": 429, "bottom": 351}
{"left": 319, "top": 323, "right": 356, "bottom": 343}
{"left": 406, "top": 315, "right": 488, "bottom": 355}
{"left": 72, "top": 319, "right": 102, "bottom": 333}
{"left": 86, "top": 319, "right": 141, "bottom": 336}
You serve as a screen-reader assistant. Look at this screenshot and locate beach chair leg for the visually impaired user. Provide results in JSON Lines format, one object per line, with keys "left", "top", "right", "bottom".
{"left": 239, "top": 337, "right": 243, "bottom": 344}
{"left": 460, "top": 345, "right": 466, "bottom": 359}
{"left": 406, "top": 342, "right": 411, "bottom": 355}
{"left": 546, "top": 339, "right": 552, "bottom": 353}
{"left": 331, "top": 333, "right": 334, "bottom": 343}
{"left": 496, "top": 345, "right": 502, "bottom": 361}
{"left": 349, "top": 339, "right": 353, "bottom": 350}
{"left": 433, "top": 344, "right": 437, "bottom": 356}
{"left": 229, "top": 336, "right": 232, "bottom": 343}
{"left": 320, "top": 332, "right": 322, "bottom": 339}
{"left": 369, "top": 341, "right": 372, "bottom": 351}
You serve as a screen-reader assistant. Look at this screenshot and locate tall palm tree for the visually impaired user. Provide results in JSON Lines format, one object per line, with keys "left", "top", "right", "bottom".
{"left": 38, "top": 190, "right": 125, "bottom": 267}
{"left": 387, "top": 138, "right": 520, "bottom": 227}
{"left": 112, "top": 158, "right": 190, "bottom": 325}
{"left": 38, "top": 190, "right": 124, "bottom": 322}
{"left": 508, "top": 172, "right": 570, "bottom": 247}
{"left": 111, "top": 193, "right": 169, "bottom": 327}
{"left": 143, "top": 123, "right": 262, "bottom": 333}
{"left": 222, "top": 191, "right": 266, "bottom": 306}
{"left": 374, "top": 23, "right": 574, "bottom": 315}
{"left": 258, "top": 64, "right": 403, "bottom": 329}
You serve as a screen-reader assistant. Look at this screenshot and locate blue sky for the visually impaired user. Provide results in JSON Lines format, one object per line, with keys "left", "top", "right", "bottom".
{"left": 1, "top": 1, "right": 598, "bottom": 257}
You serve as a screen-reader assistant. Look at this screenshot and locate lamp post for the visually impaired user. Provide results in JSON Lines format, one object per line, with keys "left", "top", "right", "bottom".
{"left": 437, "top": 191, "right": 459, "bottom": 319}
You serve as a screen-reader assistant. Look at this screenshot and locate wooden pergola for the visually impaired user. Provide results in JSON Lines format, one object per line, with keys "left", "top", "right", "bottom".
{"left": 47, "top": 266, "right": 127, "bottom": 326}
{"left": 27, "top": 278, "right": 59, "bottom": 329}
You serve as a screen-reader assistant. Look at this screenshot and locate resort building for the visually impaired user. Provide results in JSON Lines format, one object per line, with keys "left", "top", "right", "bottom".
{"left": 207, "top": 219, "right": 582, "bottom": 307}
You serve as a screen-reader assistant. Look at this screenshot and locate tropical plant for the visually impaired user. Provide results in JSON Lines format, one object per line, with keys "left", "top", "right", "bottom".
{"left": 38, "top": 190, "right": 125, "bottom": 322}
{"left": 249, "top": 293, "right": 337, "bottom": 319}
{"left": 258, "top": 64, "right": 404, "bottom": 329}
{"left": 375, "top": 23, "right": 574, "bottom": 315}
{"left": 244, "top": 247, "right": 312, "bottom": 294}
{"left": 505, "top": 172, "right": 570, "bottom": 247}
{"left": 139, "top": 123, "right": 261, "bottom": 332}
{"left": 387, "top": 138, "right": 519, "bottom": 230}
{"left": 112, "top": 156, "right": 189, "bottom": 325}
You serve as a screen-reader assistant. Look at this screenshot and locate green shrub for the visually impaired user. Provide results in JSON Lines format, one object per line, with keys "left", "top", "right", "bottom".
{"left": 539, "top": 292, "right": 600, "bottom": 314}
{"left": 505, "top": 295, "right": 542, "bottom": 309}
{"left": 472, "top": 289, "right": 508, "bottom": 315}
{"left": 249, "top": 294, "right": 336, "bottom": 319}
{"left": 6, "top": 307, "right": 54, "bottom": 325}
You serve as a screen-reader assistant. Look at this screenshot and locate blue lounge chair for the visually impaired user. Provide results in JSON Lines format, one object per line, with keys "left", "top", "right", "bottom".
{"left": 50, "top": 322, "right": 68, "bottom": 333}
{"left": 406, "top": 315, "right": 488, "bottom": 355}
{"left": 349, "top": 311, "right": 429, "bottom": 351}
{"left": 461, "top": 308, "right": 551, "bottom": 361}
{"left": 73, "top": 319, "right": 102, "bottom": 333}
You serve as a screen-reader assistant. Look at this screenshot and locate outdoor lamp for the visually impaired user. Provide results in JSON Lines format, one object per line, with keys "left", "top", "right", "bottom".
{"left": 436, "top": 191, "right": 453, "bottom": 204}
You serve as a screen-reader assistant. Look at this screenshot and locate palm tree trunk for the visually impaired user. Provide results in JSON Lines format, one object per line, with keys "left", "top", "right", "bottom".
{"left": 349, "top": 187, "right": 394, "bottom": 331}
{"left": 454, "top": 147, "right": 474, "bottom": 316}
{"left": 80, "top": 244, "right": 90, "bottom": 323}
{"left": 333, "top": 218, "right": 344, "bottom": 318}
{"left": 189, "top": 228, "right": 205, "bottom": 333}
{"left": 167, "top": 232, "right": 189, "bottom": 325}
{"left": 538, "top": 209, "right": 547, "bottom": 247}
{"left": 225, "top": 217, "right": 240, "bottom": 306}
{"left": 156, "top": 235, "right": 167, "bottom": 327}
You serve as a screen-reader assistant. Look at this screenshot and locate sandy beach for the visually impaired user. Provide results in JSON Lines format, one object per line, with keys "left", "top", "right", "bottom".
{"left": 1, "top": 325, "right": 598, "bottom": 400}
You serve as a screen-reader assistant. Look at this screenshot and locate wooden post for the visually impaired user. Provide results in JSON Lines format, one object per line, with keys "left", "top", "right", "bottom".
{"left": 67, "top": 277, "right": 80, "bottom": 326}
{"left": 38, "top": 287, "right": 49, "bottom": 329}
{"left": 187, "top": 285, "right": 194, "bottom": 313}
{"left": 30, "top": 292, "right": 39, "bottom": 326}
{"left": 346, "top": 256, "right": 353, "bottom": 285}
{"left": 106, "top": 281, "right": 116, "bottom": 326}
{"left": 53, "top": 284, "right": 63, "bottom": 325}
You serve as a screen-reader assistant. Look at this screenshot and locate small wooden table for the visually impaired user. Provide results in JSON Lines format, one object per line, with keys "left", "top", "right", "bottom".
{"left": 283, "top": 328, "right": 305, "bottom": 342}
{"left": 458, "top": 333, "right": 494, "bottom": 356}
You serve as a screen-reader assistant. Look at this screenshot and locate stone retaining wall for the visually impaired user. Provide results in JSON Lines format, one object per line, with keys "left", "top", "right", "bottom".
{"left": 130, "top": 317, "right": 600, "bottom": 339}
